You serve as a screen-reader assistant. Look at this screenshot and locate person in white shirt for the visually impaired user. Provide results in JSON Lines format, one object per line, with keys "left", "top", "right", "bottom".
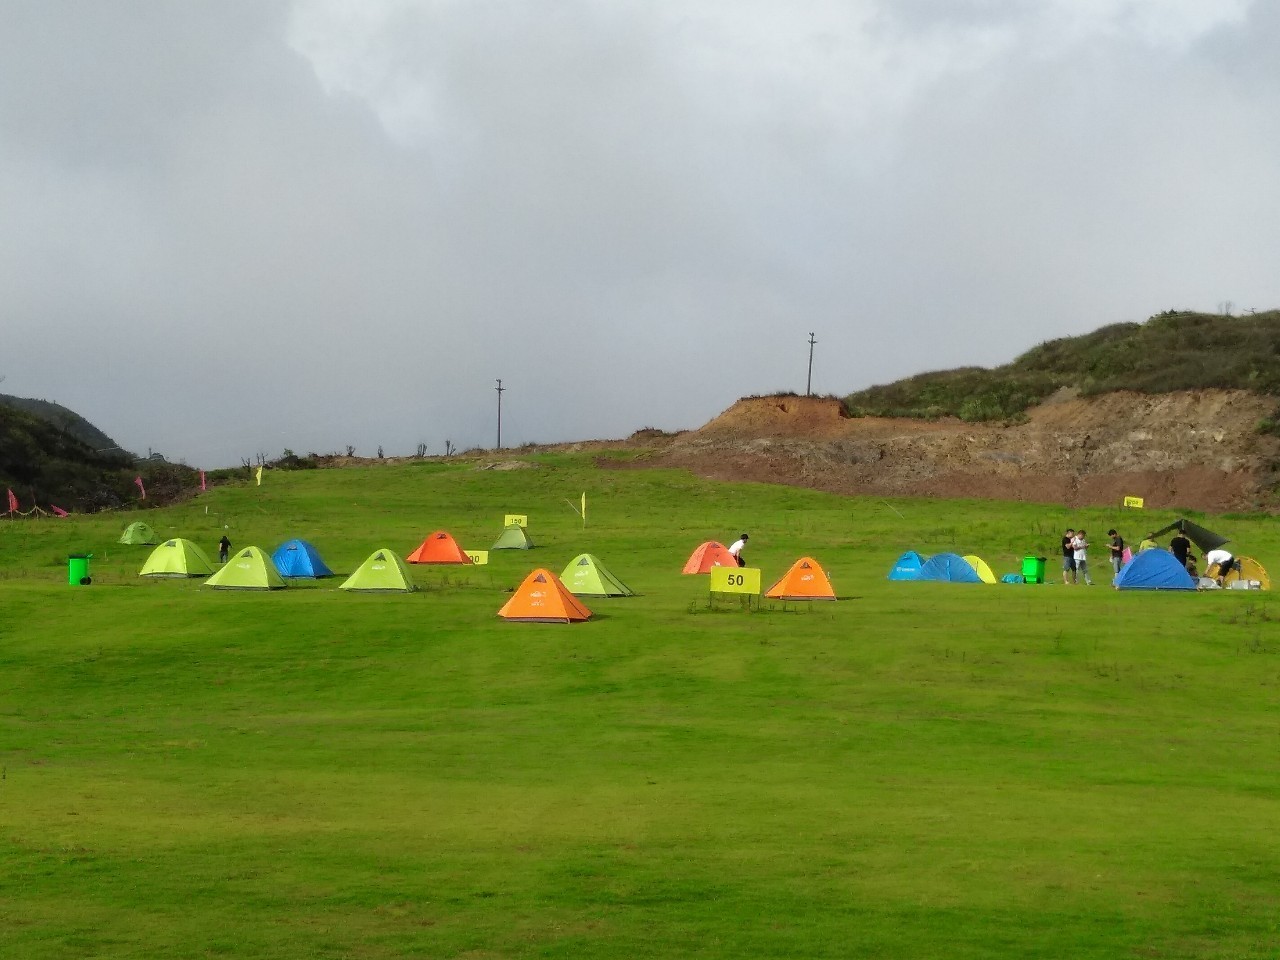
{"left": 1071, "top": 530, "right": 1093, "bottom": 585}
{"left": 1205, "top": 548, "right": 1236, "bottom": 585}
{"left": 727, "top": 534, "right": 749, "bottom": 568}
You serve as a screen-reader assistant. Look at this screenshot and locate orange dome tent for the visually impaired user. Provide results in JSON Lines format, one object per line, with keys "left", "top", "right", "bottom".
{"left": 682, "top": 541, "right": 737, "bottom": 574}
{"left": 498, "top": 569, "right": 592, "bottom": 623}
{"left": 765, "top": 557, "right": 836, "bottom": 600}
{"left": 407, "top": 530, "right": 472, "bottom": 564}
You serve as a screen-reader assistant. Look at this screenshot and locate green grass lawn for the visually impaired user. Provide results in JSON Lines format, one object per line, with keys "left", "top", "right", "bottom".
{"left": 2, "top": 455, "right": 1278, "bottom": 958}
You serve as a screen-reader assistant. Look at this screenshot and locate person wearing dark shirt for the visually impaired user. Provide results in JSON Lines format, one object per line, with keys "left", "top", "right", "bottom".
{"left": 1107, "top": 529, "right": 1125, "bottom": 581}
{"left": 218, "top": 535, "right": 232, "bottom": 564}
{"left": 1061, "top": 528, "right": 1077, "bottom": 585}
{"left": 1169, "top": 532, "right": 1192, "bottom": 568}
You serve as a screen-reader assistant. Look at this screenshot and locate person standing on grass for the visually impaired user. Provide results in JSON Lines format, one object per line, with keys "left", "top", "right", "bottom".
{"left": 1062, "top": 528, "right": 1077, "bottom": 584}
{"left": 727, "top": 533, "right": 749, "bottom": 568}
{"left": 1169, "top": 529, "right": 1192, "bottom": 569}
{"left": 1072, "top": 529, "right": 1093, "bottom": 585}
{"left": 218, "top": 534, "right": 232, "bottom": 564}
{"left": 1108, "top": 529, "right": 1125, "bottom": 580}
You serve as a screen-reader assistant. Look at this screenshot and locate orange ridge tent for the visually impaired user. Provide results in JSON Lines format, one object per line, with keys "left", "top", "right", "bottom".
{"left": 766, "top": 557, "right": 836, "bottom": 600}
{"left": 682, "top": 541, "right": 737, "bottom": 574}
{"left": 498, "top": 569, "right": 592, "bottom": 623}
{"left": 407, "top": 530, "right": 472, "bottom": 564}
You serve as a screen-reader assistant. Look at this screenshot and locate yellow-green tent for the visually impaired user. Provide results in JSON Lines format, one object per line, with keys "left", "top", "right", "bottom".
{"left": 139, "top": 539, "right": 215, "bottom": 578}
{"left": 205, "top": 546, "right": 287, "bottom": 590}
{"left": 339, "top": 548, "right": 418, "bottom": 592}
{"left": 962, "top": 555, "right": 998, "bottom": 584}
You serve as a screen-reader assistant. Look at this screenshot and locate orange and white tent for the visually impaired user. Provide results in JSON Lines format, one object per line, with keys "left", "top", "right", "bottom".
{"left": 406, "top": 530, "right": 472, "bottom": 564}
{"left": 498, "top": 569, "right": 592, "bottom": 623}
{"left": 682, "top": 541, "right": 737, "bottom": 574}
{"left": 765, "top": 556, "right": 836, "bottom": 600}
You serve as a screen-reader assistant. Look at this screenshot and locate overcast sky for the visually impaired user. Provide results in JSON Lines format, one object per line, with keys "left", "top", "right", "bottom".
{"left": 3, "top": 1, "right": 1278, "bottom": 466}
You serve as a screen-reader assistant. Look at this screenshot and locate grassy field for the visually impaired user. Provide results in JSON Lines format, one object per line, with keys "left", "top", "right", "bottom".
{"left": 2, "top": 454, "right": 1278, "bottom": 959}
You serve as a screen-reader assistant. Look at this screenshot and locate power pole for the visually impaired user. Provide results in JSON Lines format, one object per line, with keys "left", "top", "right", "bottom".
{"left": 495, "top": 379, "right": 505, "bottom": 450}
{"left": 806, "top": 332, "right": 817, "bottom": 396}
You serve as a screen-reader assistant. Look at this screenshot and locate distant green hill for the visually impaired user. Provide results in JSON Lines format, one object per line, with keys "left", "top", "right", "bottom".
{"left": 0, "top": 400, "right": 196, "bottom": 512}
{"left": 845, "top": 309, "right": 1280, "bottom": 423}
{"left": 0, "top": 393, "right": 123, "bottom": 453}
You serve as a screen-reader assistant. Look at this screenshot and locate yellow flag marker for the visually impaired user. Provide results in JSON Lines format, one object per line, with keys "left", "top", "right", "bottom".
{"left": 1123, "top": 495, "right": 1144, "bottom": 509}
{"left": 255, "top": 465, "right": 263, "bottom": 486}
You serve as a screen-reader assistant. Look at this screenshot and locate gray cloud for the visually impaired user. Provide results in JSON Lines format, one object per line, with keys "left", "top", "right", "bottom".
{"left": 2, "top": 1, "right": 1276, "bottom": 465}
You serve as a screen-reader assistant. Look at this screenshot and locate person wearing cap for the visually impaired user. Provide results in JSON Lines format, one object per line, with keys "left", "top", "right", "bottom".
{"left": 727, "top": 533, "right": 749, "bottom": 568}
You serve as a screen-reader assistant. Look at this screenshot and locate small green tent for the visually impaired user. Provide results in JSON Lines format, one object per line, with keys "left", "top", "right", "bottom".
{"left": 205, "top": 546, "right": 287, "bottom": 590}
{"left": 139, "top": 539, "right": 215, "bottom": 578}
{"left": 492, "top": 523, "right": 535, "bottom": 550}
{"left": 119, "top": 521, "right": 160, "bottom": 545}
{"left": 339, "top": 548, "right": 418, "bottom": 592}
{"left": 560, "top": 553, "right": 634, "bottom": 597}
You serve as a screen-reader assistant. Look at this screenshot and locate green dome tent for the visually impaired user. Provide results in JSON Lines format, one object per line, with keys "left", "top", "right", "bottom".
{"left": 339, "top": 548, "right": 418, "bottom": 593}
{"left": 492, "top": 523, "right": 535, "bottom": 550}
{"left": 139, "top": 539, "right": 215, "bottom": 578}
{"left": 119, "top": 521, "right": 160, "bottom": 545}
{"left": 205, "top": 546, "right": 287, "bottom": 590}
{"left": 560, "top": 553, "right": 634, "bottom": 597}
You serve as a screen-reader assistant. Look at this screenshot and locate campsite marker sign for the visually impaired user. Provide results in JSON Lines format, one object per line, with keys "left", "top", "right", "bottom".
{"left": 710, "top": 566, "right": 761, "bottom": 596}
{"left": 466, "top": 550, "right": 489, "bottom": 565}
{"left": 504, "top": 514, "right": 528, "bottom": 528}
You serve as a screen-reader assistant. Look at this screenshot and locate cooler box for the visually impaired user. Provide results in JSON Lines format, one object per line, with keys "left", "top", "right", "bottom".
{"left": 1021, "top": 556, "right": 1046, "bottom": 584}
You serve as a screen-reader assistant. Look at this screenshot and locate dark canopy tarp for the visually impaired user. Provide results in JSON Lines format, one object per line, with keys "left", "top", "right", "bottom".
{"left": 1148, "top": 518, "right": 1229, "bottom": 553}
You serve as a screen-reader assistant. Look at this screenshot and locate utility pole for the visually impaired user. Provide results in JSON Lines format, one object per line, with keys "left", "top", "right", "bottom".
{"left": 495, "top": 378, "right": 505, "bottom": 450}
{"left": 806, "top": 332, "right": 817, "bottom": 396}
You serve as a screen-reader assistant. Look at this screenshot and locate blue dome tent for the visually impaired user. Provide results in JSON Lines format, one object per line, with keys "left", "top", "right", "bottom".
{"left": 917, "top": 553, "right": 983, "bottom": 584}
{"left": 1113, "top": 548, "right": 1196, "bottom": 591}
{"left": 888, "top": 550, "right": 926, "bottom": 581}
{"left": 271, "top": 539, "right": 335, "bottom": 579}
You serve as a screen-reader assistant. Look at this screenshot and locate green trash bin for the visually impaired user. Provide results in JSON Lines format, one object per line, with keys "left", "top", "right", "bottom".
{"left": 1021, "top": 555, "right": 1046, "bottom": 584}
{"left": 68, "top": 553, "right": 93, "bottom": 586}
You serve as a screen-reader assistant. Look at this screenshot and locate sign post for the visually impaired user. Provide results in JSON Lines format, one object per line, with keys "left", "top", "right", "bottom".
{"left": 709, "top": 567, "right": 762, "bottom": 609}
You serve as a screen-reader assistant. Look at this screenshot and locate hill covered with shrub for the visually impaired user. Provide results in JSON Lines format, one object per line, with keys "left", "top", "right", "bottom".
{"left": 845, "top": 309, "right": 1280, "bottom": 423}
{"left": 0, "top": 393, "right": 122, "bottom": 452}
{"left": 0, "top": 401, "right": 196, "bottom": 513}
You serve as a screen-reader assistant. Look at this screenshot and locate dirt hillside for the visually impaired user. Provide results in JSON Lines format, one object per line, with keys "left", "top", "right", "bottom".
{"left": 643, "top": 391, "right": 1279, "bottom": 512}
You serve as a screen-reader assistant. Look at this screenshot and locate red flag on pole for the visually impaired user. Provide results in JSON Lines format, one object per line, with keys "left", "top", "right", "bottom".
{"left": 6, "top": 488, "right": 17, "bottom": 513}
{"left": 134, "top": 476, "right": 146, "bottom": 500}
{"left": 200, "top": 470, "right": 206, "bottom": 492}
{"left": 50, "top": 505, "right": 68, "bottom": 517}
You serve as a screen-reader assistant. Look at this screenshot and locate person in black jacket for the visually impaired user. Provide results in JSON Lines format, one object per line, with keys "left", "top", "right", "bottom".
{"left": 1169, "top": 531, "right": 1192, "bottom": 569}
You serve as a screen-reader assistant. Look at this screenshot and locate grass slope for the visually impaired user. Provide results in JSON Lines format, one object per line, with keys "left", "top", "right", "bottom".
{"left": 845, "top": 309, "right": 1280, "bottom": 422}
{"left": 2, "top": 455, "right": 1279, "bottom": 958}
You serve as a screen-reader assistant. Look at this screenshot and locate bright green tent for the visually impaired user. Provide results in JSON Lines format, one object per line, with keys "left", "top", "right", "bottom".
{"left": 492, "top": 523, "right": 535, "bottom": 550}
{"left": 119, "top": 521, "right": 160, "bottom": 545}
{"left": 205, "top": 546, "right": 287, "bottom": 590}
{"left": 339, "top": 548, "right": 418, "bottom": 593}
{"left": 560, "top": 553, "right": 634, "bottom": 597}
{"left": 139, "top": 539, "right": 215, "bottom": 578}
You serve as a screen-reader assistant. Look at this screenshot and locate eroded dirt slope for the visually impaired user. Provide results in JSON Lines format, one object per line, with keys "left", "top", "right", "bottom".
{"left": 645, "top": 391, "right": 1279, "bottom": 512}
